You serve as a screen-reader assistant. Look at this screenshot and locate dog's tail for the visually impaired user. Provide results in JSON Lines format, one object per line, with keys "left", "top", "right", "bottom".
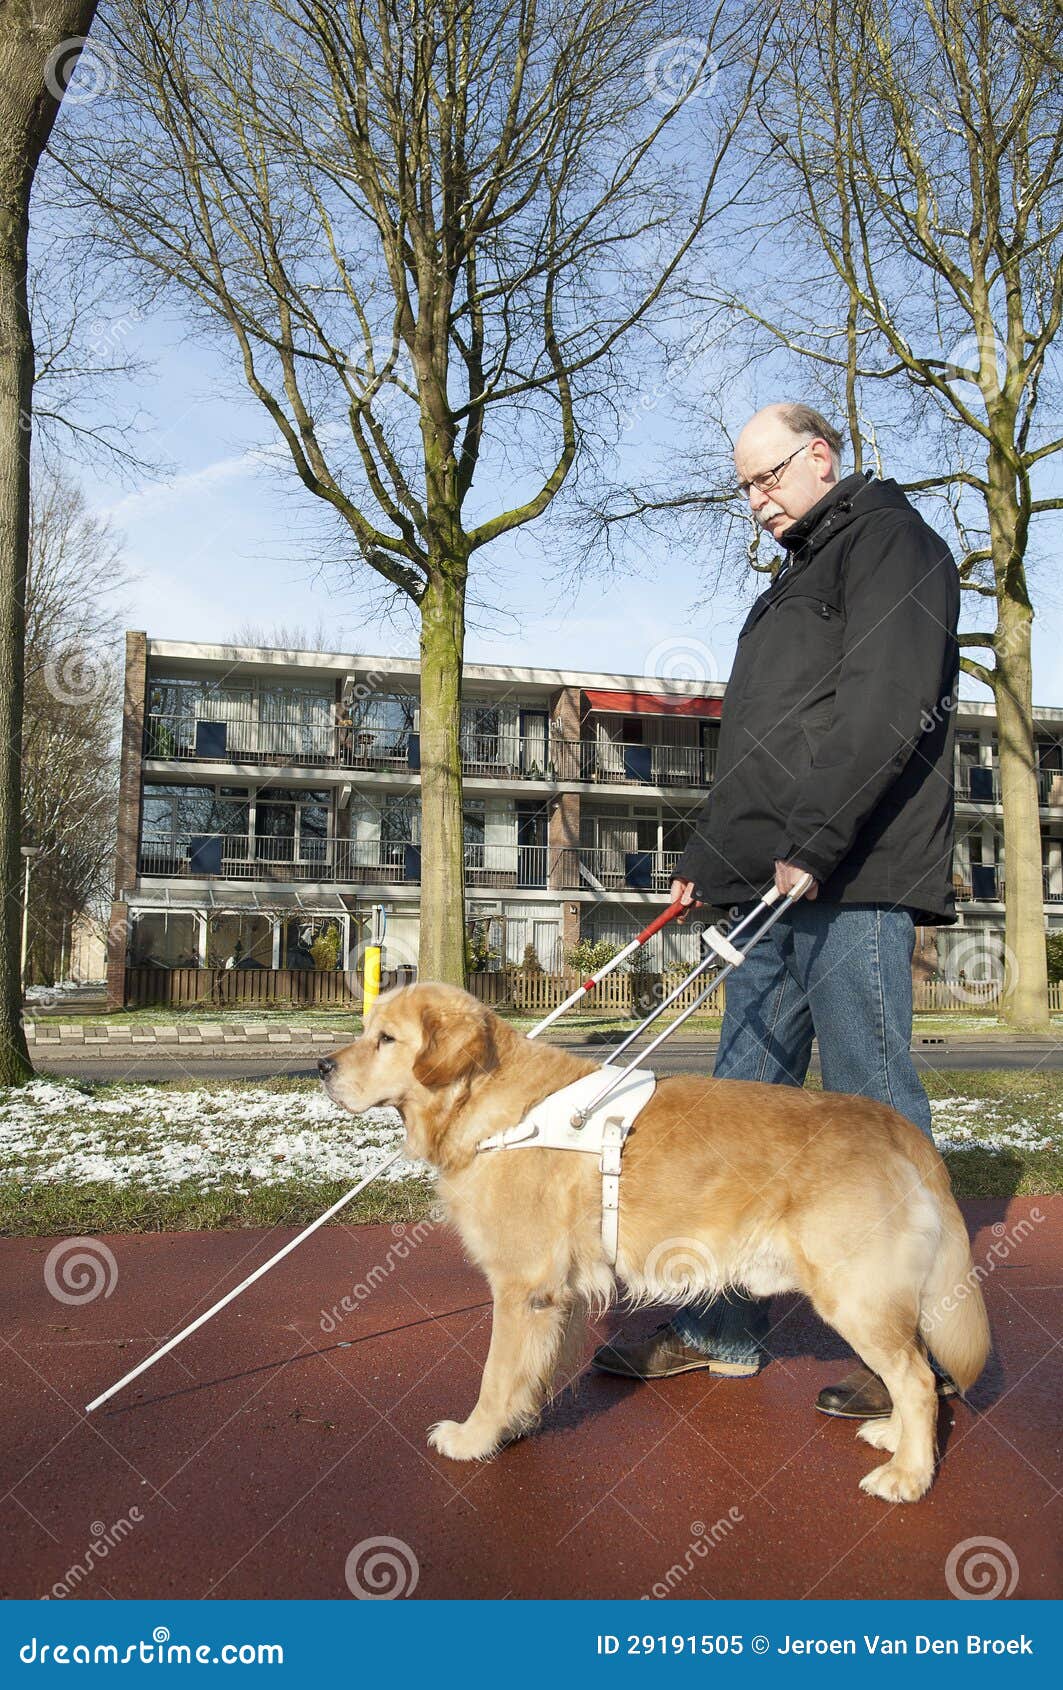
{"left": 918, "top": 1192, "right": 990, "bottom": 1391}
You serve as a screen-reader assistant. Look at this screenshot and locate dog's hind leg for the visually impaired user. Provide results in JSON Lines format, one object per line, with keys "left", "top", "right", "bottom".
{"left": 428, "top": 1281, "right": 575, "bottom": 1462}
{"left": 813, "top": 1291, "right": 938, "bottom": 1503}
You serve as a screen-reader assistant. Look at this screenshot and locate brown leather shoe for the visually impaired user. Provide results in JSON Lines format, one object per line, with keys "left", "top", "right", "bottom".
{"left": 815, "top": 1362, "right": 959, "bottom": 1419}
{"left": 591, "top": 1321, "right": 760, "bottom": 1380}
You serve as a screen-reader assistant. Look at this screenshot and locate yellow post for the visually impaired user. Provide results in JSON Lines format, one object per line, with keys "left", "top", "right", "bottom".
{"left": 362, "top": 944, "right": 382, "bottom": 1017}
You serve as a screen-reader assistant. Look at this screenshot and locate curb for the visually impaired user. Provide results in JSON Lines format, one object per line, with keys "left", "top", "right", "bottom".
{"left": 23, "top": 1021, "right": 1063, "bottom": 1056}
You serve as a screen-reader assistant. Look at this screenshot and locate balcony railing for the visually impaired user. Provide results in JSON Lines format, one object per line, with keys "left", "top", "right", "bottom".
{"left": 139, "top": 833, "right": 334, "bottom": 882}
{"left": 552, "top": 741, "right": 715, "bottom": 787}
{"left": 143, "top": 713, "right": 716, "bottom": 789}
{"left": 956, "top": 766, "right": 1063, "bottom": 807}
{"left": 553, "top": 847, "right": 684, "bottom": 893}
{"left": 1040, "top": 769, "right": 1063, "bottom": 807}
{"left": 139, "top": 834, "right": 550, "bottom": 889}
{"left": 132, "top": 834, "right": 1063, "bottom": 909}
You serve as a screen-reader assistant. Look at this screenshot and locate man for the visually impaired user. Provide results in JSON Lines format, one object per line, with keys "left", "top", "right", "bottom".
{"left": 593, "top": 402, "right": 960, "bottom": 1421}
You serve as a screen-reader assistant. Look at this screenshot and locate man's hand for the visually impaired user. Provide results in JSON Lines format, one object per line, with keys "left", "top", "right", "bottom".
{"left": 774, "top": 859, "right": 818, "bottom": 900}
{"left": 669, "top": 877, "right": 702, "bottom": 921}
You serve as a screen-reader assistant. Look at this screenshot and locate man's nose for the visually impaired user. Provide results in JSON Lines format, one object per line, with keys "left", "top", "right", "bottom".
{"left": 317, "top": 1057, "right": 336, "bottom": 1078}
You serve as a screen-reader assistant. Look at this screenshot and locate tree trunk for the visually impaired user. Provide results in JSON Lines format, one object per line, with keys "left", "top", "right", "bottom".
{"left": 995, "top": 597, "right": 1049, "bottom": 1030}
{"left": 0, "top": 2, "right": 99, "bottom": 1082}
{"left": 0, "top": 128, "right": 35, "bottom": 1083}
{"left": 418, "top": 572, "right": 468, "bottom": 987}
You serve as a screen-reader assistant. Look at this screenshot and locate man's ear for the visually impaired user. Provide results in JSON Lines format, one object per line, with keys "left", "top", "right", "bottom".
{"left": 412, "top": 1002, "right": 497, "bottom": 1090}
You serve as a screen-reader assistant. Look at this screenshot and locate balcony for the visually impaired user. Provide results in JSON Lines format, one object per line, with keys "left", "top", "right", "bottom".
{"left": 143, "top": 713, "right": 716, "bottom": 789}
{"left": 138, "top": 834, "right": 550, "bottom": 890}
{"left": 553, "top": 740, "right": 714, "bottom": 788}
{"left": 1040, "top": 769, "right": 1063, "bottom": 807}
{"left": 953, "top": 869, "right": 1063, "bottom": 905}
{"left": 554, "top": 847, "right": 683, "bottom": 893}
{"left": 956, "top": 766, "right": 1063, "bottom": 807}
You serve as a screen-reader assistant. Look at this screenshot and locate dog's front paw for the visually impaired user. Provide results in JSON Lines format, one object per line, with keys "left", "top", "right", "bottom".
{"left": 859, "top": 1460, "right": 933, "bottom": 1504}
{"left": 857, "top": 1416, "right": 899, "bottom": 1452}
{"left": 427, "top": 1418, "right": 498, "bottom": 1462}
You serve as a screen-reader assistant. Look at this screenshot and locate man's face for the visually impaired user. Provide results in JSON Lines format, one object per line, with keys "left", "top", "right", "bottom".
{"left": 734, "top": 421, "right": 838, "bottom": 541}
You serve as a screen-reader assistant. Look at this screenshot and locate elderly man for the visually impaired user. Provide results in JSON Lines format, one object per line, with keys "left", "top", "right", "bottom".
{"left": 593, "top": 402, "right": 961, "bottom": 1421}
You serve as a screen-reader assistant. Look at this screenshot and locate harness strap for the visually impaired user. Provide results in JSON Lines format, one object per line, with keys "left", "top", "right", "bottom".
{"left": 599, "top": 1119, "right": 627, "bottom": 1266}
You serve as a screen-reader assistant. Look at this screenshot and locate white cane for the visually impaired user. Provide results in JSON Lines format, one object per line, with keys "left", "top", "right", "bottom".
{"left": 85, "top": 1152, "right": 402, "bottom": 1413}
{"left": 85, "top": 900, "right": 691, "bottom": 1412}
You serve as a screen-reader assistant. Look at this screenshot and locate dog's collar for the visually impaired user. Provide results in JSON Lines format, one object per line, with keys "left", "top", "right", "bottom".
{"left": 475, "top": 1065, "right": 656, "bottom": 1266}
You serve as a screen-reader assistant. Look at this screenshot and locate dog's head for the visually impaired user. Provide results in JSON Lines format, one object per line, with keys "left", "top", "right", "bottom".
{"left": 318, "top": 982, "right": 499, "bottom": 1165}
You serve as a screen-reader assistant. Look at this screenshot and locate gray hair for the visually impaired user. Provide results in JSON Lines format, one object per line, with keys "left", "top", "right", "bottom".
{"left": 776, "top": 403, "right": 843, "bottom": 473}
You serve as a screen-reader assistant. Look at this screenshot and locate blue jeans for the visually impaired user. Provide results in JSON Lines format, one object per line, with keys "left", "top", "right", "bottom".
{"left": 671, "top": 901, "right": 934, "bottom": 1362}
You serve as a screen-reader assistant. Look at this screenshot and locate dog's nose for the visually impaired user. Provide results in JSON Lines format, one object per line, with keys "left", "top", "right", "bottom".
{"left": 317, "top": 1057, "right": 336, "bottom": 1078}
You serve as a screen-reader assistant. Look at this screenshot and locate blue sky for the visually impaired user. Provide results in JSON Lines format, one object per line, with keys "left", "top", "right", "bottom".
{"left": 84, "top": 306, "right": 1063, "bottom": 710}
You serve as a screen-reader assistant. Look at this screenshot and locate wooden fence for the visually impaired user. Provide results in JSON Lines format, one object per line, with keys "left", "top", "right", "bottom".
{"left": 125, "top": 967, "right": 361, "bottom": 1009}
{"left": 911, "top": 978, "right": 1063, "bottom": 1014}
{"left": 124, "top": 965, "right": 1063, "bottom": 1016}
{"left": 467, "top": 969, "right": 726, "bottom": 1016}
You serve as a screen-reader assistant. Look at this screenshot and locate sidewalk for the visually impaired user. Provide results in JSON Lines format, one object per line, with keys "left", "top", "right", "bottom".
{"left": 0, "top": 1200, "right": 1057, "bottom": 1599}
{"left": 23, "top": 1019, "right": 1063, "bottom": 1054}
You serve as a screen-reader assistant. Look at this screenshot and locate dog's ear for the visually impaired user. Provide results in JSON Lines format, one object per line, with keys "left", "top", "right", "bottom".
{"left": 412, "top": 1000, "right": 496, "bottom": 1090}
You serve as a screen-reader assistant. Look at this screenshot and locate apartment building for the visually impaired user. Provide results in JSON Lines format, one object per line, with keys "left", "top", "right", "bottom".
{"left": 105, "top": 632, "right": 1063, "bottom": 1007}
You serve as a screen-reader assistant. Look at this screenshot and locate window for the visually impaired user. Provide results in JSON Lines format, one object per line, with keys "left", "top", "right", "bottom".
{"left": 281, "top": 916, "right": 343, "bottom": 970}
{"left": 351, "top": 694, "right": 417, "bottom": 754}
{"left": 131, "top": 912, "right": 200, "bottom": 968}
{"left": 377, "top": 795, "right": 419, "bottom": 870}
{"left": 259, "top": 687, "right": 335, "bottom": 760}
{"left": 142, "top": 784, "right": 249, "bottom": 842}
{"left": 146, "top": 678, "right": 254, "bottom": 755}
{"left": 207, "top": 913, "right": 272, "bottom": 969}
{"left": 253, "top": 788, "right": 332, "bottom": 863}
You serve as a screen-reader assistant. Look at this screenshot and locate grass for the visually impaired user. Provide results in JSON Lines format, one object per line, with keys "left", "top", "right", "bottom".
{"left": 0, "top": 1174, "right": 437, "bottom": 1237}
{"left": 0, "top": 1066, "right": 1057, "bottom": 1237}
{"left": 26, "top": 1005, "right": 1063, "bottom": 1038}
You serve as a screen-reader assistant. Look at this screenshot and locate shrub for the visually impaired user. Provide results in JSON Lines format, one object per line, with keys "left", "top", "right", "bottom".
{"left": 567, "top": 938, "right": 621, "bottom": 976}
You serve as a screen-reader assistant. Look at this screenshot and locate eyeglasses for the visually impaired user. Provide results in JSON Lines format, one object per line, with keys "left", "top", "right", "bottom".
{"left": 734, "top": 440, "right": 815, "bottom": 500}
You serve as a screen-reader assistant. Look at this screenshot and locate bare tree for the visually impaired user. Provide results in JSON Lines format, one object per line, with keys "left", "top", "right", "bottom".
{"left": 53, "top": 0, "right": 770, "bottom": 983}
{"left": 228, "top": 618, "right": 342, "bottom": 652}
{"left": 22, "top": 466, "right": 126, "bottom": 985}
{"left": 601, "top": 0, "right": 1063, "bottom": 1029}
{"left": 0, "top": 1, "right": 100, "bottom": 1084}
{"left": 747, "top": 0, "right": 1063, "bottom": 1029}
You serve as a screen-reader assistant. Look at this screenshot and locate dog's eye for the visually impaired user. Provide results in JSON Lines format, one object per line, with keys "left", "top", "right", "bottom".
{"left": 377, "top": 1032, "right": 395, "bottom": 1046}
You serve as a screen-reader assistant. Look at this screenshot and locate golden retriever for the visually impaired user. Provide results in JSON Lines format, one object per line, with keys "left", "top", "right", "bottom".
{"left": 318, "top": 982, "right": 989, "bottom": 1503}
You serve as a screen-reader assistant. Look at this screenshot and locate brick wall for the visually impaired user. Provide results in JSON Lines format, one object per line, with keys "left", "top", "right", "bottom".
{"left": 105, "top": 632, "right": 148, "bottom": 1008}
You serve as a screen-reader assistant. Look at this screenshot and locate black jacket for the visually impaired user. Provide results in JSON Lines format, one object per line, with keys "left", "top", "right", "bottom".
{"left": 675, "top": 472, "right": 960, "bottom": 923}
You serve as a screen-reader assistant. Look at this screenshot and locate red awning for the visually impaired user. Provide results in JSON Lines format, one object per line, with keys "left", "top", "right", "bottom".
{"left": 584, "top": 688, "right": 722, "bottom": 719}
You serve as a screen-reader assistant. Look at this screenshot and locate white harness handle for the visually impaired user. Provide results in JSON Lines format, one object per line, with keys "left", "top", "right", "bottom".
{"left": 477, "top": 1066, "right": 656, "bottom": 1265}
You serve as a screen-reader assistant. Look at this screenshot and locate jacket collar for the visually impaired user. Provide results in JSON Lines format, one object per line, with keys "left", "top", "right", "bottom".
{"left": 777, "top": 470, "right": 874, "bottom": 558}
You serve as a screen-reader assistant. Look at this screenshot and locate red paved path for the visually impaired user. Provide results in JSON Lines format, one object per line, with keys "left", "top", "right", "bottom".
{"left": 1, "top": 1199, "right": 1059, "bottom": 1601}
